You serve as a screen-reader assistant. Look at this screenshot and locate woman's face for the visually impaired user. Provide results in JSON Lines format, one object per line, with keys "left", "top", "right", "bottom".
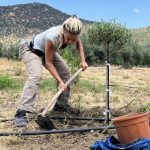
{"left": 63, "top": 30, "right": 78, "bottom": 45}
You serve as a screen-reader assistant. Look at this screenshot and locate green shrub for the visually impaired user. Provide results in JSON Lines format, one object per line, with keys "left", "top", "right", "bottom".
{"left": 61, "top": 47, "right": 80, "bottom": 84}
{"left": 138, "top": 103, "right": 150, "bottom": 113}
{"left": 0, "top": 75, "right": 22, "bottom": 90}
{"left": 39, "top": 78, "right": 56, "bottom": 92}
{"left": 61, "top": 47, "right": 80, "bottom": 73}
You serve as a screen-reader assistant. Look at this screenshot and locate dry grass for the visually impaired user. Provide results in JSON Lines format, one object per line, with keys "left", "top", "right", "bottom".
{"left": 0, "top": 58, "right": 150, "bottom": 149}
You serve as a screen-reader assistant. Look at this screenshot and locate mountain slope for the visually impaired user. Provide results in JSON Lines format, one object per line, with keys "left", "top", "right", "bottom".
{"left": 0, "top": 2, "right": 91, "bottom": 36}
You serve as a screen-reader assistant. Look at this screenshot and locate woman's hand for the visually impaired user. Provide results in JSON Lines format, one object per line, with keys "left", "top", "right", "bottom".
{"left": 80, "top": 61, "right": 88, "bottom": 71}
{"left": 58, "top": 81, "right": 67, "bottom": 91}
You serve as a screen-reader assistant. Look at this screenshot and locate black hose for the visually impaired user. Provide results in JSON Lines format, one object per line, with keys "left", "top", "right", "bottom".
{"left": 0, "top": 126, "right": 115, "bottom": 136}
{"left": 50, "top": 116, "right": 111, "bottom": 121}
{"left": 0, "top": 116, "right": 111, "bottom": 122}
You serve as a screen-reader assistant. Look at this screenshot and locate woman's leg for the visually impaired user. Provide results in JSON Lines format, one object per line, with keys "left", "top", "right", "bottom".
{"left": 15, "top": 43, "right": 43, "bottom": 126}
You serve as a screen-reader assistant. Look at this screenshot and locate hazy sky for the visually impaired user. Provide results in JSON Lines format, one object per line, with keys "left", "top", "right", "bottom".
{"left": 0, "top": 0, "right": 150, "bottom": 29}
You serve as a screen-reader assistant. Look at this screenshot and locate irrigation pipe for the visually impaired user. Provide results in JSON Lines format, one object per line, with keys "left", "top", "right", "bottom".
{"left": 0, "top": 116, "right": 111, "bottom": 122}
{"left": 0, "top": 126, "right": 115, "bottom": 136}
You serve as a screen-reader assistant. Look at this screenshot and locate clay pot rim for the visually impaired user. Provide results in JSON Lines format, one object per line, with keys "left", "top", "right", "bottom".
{"left": 112, "top": 112, "right": 148, "bottom": 122}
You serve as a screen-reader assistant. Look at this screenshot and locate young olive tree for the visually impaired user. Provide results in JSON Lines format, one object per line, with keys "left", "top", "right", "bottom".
{"left": 87, "top": 20, "right": 132, "bottom": 123}
{"left": 87, "top": 20, "right": 132, "bottom": 68}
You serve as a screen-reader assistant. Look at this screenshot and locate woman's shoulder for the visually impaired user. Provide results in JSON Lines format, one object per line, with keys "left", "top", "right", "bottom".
{"left": 45, "top": 25, "right": 63, "bottom": 48}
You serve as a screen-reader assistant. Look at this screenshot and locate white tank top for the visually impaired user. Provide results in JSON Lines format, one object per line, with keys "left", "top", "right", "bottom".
{"left": 33, "top": 25, "right": 63, "bottom": 53}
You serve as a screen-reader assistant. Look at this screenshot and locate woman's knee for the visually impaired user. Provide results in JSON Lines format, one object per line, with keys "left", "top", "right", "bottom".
{"left": 28, "top": 73, "right": 42, "bottom": 84}
{"left": 60, "top": 68, "right": 70, "bottom": 80}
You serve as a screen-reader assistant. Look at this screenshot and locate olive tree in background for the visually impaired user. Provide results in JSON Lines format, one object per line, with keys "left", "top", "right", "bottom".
{"left": 142, "top": 45, "right": 150, "bottom": 67}
{"left": 121, "top": 39, "right": 144, "bottom": 68}
{"left": 87, "top": 20, "right": 131, "bottom": 124}
{"left": 87, "top": 20, "right": 132, "bottom": 65}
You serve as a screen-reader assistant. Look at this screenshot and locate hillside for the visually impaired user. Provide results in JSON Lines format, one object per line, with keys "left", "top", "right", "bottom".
{"left": 130, "top": 26, "right": 150, "bottom": 46}
{"left": 0, "top": 2, "right": 92, "bottom": 36}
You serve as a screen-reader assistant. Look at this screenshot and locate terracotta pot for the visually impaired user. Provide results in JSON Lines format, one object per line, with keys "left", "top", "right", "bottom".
{"left": 112, "top": 112, "right": 150, "bottom": 144}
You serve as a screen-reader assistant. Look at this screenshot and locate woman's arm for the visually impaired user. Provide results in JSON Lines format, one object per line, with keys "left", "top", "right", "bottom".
{"left": 44, "top": 39, "right": 66, "bottom": 91}
{"left": 75, "top": 39, "right": 88, "bottom": 70}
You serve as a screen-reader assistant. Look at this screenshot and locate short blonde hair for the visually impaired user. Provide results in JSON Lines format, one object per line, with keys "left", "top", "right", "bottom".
{"left": 63, "top": 16, "right": 83, "bottom": 35}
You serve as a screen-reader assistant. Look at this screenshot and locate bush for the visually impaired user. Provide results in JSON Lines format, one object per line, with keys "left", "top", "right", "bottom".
{"left": 0, "top": 75, "right": 22, "bottom": 90}
{"left": 61, "top": 47, "right": 80, "bottom": 73}
{"left": 39, "top": 78, "right": 56, "bottom": 92}
{"left": 0, "top": 35, "right": 19, "bottom": 60}
{"left": 60, "top": 47, "right": 80, "bottom": 84}
{"left": 138, "top": 103, "right": 150, "bottom": 114}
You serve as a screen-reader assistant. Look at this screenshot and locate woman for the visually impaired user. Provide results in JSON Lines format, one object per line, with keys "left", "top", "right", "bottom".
{"left": 15, "top": 16, "right": 88, "bottom": 127}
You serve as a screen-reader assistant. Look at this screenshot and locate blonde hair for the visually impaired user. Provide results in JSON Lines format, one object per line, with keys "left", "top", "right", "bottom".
{"left": 63, "top": 16, "right": 83, "bottom": 35}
